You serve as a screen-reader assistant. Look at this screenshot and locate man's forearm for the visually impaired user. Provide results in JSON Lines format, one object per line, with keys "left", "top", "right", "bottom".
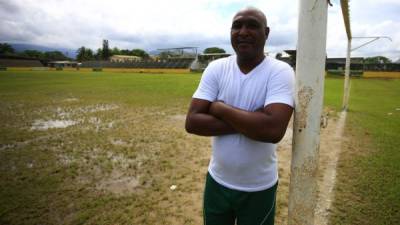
{"left": 185, "top": 112, "right": 237, "bottom": 136}
{"left": 209, "top": 102, "right": 291, "bottom": 143}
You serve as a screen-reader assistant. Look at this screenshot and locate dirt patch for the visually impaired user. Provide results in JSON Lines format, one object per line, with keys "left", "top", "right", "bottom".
{"left": 275, "top": 111, "right": 348, "bottom": 225}
{"left": 169, "top": 114, "right": 186, "bottom": 122}
{"left": 163, "top": 112, "right": 348, "bottom": 224}
{"left": 96, "top": 169, "right": 140, "bottom": 195}
{"left": 314, "top": 111, "right": 347, "bottom": 225}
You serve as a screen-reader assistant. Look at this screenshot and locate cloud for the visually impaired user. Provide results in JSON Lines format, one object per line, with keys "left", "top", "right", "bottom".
{"left": 0, "top": 0, "right": 398, "bottom": 60}
{"left": 0, "top": 0, "right": 20, "bottom": 15}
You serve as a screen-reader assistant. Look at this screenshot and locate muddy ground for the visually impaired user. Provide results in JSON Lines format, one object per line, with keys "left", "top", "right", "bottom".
{"left": 164, "top": 109, "right": 348, "bottom": 224}
{"left": 0, "top": 102, "right": 347, "bottom": 224}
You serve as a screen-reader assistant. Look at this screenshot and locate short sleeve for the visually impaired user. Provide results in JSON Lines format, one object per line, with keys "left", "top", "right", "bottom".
{"left": 192, "top": 61, "right": 220, "bottom": 102}
{"left": 264, "top": 65, "right": 295, "bottom": 108}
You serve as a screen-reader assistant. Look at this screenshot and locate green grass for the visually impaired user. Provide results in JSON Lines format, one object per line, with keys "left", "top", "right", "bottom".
{"left": 329, "top": 78, "right": 400, "bottom": 225}
{"left": 0, "top": 71, "right": 199, "bottom": 106}
{"left": 0, "top": 71, "right": 399, "bottom": 224}
{"left": 324, "top": 76, "right": 345, "bottom": 111}
{"left": 0, "top": 71, "right": 206, "bottom": 225}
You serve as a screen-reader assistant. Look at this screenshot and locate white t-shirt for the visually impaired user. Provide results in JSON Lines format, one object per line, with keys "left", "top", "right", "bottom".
{"left": 193, "top": 55, "right": 295, "bottom": 192}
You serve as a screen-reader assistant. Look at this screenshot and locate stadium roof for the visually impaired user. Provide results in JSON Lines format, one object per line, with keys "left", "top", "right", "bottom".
{"left": 157, "top": 47, "right": 198, "bottom": 51}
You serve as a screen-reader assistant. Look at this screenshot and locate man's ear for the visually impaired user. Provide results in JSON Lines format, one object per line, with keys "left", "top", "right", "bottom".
{"left": 265, "top": 27, "right": 270, "bottom": 38}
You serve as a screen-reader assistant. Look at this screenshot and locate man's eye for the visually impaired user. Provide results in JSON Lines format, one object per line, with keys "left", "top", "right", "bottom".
{"left": 247, "top": 22, "right": 260, "bottom": 29}
{"left": 231, "top": 23, "right": 242, "bottom": 29}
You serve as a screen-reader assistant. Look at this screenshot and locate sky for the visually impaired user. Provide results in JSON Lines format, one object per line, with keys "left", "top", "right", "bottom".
{"left": 0, "top": 0, "right": 399, "bottom": 60}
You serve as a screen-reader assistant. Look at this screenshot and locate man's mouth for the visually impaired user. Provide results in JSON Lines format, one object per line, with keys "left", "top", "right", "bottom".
{"left": 237, "top": 39, "right": 253, "bottom": 48}
{"left": 237, "top": 40, "right": 252, "bottom": 45}
{"left": 237, "top": 42, "right": 252, "bottom": 49}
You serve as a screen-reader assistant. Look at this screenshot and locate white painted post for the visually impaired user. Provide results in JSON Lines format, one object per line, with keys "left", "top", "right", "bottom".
{"left": 342, "top": 40, "right": 352, "bottom": 111}
{"left": 288, "top": 0, "right": 328, "bottom": 224}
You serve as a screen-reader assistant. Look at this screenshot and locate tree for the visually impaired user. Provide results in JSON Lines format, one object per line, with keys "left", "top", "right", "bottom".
{"left": 203, "top": 47, "right": 226, "bottom": 54}
{"left": 364, "top": 56, "right": 391, "bottom": 64}
{"left": 95, "top": 48, "right": 102, "bottom": 60}
{"left": 111, "top": 47, "right": 120, "bottom": 56}
{"left": 102, "top": 39, "right": 110, "bottom": 60}
{"left": 131, "top": 49, "right": 149, "bottom": 59}
{"left": 43, "top": 51, "right": 68, "bottom": 60}
{"left": 0, "top": 43, "right": 15, "bottom": 54}
{"left": 120, "top": 49, "right": 131, "bottom": 55}
{"left": 76, "top": 46, "right": 86, "bottom": 61}
{"left": 76, "top": 46, "right": 94, "bottom": 61}
{"left": 21, "top": 50, "right": 44, "bottom": 59}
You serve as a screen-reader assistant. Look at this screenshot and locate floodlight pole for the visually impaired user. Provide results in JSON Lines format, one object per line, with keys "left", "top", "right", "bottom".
{"left": 288, "top": 0, "right": 328, "bottom": 224}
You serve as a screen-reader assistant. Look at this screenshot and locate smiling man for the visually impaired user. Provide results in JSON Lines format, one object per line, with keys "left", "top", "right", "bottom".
{"left": 185, "top": 6, "right": 294, "bottom": 225}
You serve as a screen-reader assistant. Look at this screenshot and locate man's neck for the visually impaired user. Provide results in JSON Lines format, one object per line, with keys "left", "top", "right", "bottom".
{"left": 237, "top": 55, "right": 265, "bottom": 74}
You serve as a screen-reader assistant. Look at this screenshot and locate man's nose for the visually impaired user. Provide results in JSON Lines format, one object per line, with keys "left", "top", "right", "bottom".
{"left": 238, "top": 25, "right": 250, "bottom": 35}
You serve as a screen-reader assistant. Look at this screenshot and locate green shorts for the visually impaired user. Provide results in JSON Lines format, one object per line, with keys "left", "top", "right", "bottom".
{"left": 203, "top": 173, "right": 278, "bottom": 225}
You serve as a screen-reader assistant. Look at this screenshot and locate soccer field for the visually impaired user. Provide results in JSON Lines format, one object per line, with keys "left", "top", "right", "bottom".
{"left": 0, "top": 71, "right": 399, "bottom": 224}
{"left": 0, "top": 71, "right": 207, "bottom": 224}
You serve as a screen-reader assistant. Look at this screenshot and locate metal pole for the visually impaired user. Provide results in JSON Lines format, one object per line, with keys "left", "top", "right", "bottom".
{"left": 342, "top": 36, "right": 391, "bottom": 111}
{"left": 342, "top": 39, "right": 352, "bottom": 111}
{"left": 288, "top": 0, "right": 328, "bottom": 224}
{"left": 351, "top": 36, "right": 392, "bottom": 51}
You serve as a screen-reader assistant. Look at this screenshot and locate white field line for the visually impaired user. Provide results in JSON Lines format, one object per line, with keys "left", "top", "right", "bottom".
{"left": 314, "top": 111, "right": 347, "bottom": 225}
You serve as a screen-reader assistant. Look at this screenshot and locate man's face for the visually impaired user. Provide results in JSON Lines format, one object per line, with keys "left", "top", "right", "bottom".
{"left": 231, "top": 10, "right": 269, "bottom": 61}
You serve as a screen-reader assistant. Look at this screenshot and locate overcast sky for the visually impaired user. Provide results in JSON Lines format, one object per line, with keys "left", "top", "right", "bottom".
{"left": 1, "top": 0, "right": 399, "bottom": 60}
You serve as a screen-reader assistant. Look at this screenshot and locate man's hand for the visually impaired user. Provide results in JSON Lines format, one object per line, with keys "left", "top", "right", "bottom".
{"left": 209, "top": 101, "right": 228, "bottom": 118}
{"left": 207, "top": 101, "right": 293, "bottom": 143}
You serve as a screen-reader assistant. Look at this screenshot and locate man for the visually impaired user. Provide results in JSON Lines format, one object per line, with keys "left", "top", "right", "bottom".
{"left": 185, "top": 6, "right": 294, "bottom": 225}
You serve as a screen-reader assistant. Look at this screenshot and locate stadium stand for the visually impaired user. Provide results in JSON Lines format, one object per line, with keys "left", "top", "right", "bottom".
{"left": 0, "top": 54, "right": 44, "bottom": 67}
{"left": 80, "top": 57, "right": 196, "bottom": 69}
{"left": 0, "top": 58, "right": 43, "bottom": 67}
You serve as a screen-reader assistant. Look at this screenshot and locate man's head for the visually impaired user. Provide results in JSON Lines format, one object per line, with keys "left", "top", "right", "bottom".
{"left": 231, "top": 7, "right": 269, "bottom": 62}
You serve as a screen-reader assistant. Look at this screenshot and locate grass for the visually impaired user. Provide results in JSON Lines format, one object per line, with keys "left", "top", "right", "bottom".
{"left": 324, "top": 75, "right": 346, "bottom": 111}
{"left": 0, "top": 71, "right": 208, "bottom": 225}
{"left": 329, "top": 78, "right": 400, "bottom": 225}
{"left": 0, "top": 70, "right": 399, "bottom": 224}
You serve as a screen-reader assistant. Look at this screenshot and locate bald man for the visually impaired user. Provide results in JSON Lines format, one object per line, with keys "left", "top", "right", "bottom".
{"left": 185, "top": 7, "right": 294, "bottom": 225}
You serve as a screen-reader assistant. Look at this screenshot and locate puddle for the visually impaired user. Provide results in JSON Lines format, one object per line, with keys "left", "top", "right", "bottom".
{"left": 88, "top": 117, "right": 101, "bottom": 124}
{"left": 31, "top": 119, "right": 78, "bottom": 130}
{"left": 110, "top": 139, "right": 131, "bottom": 147}
{"left": 58, "top": 154, "right": 76, "bottom": 165}
{"left": 64, "top": 98, "right": 79, "bottom": 102}
{"left": 84, "top": 104, "right": 119, "bottom": 113}
{"left": 31, "top": 104, "right": 118, "bottom": 131}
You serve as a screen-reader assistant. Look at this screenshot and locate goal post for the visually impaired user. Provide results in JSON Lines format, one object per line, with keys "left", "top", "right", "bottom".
{"left": 288, "top": 1, "right": 351, "bottom": 224}
{"left": 340, "top": 0, "right": 352, "bottom": 111}
{"left": 288, "top": 0, "right": 329, "bottom": 224}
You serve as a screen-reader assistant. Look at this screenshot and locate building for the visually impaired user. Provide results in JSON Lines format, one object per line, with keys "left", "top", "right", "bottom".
{"left": 109, "top": 55, "right": 142, "bottom": 63}
{"left": 47, "top": 61, "right": 80, "bottom": 68}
